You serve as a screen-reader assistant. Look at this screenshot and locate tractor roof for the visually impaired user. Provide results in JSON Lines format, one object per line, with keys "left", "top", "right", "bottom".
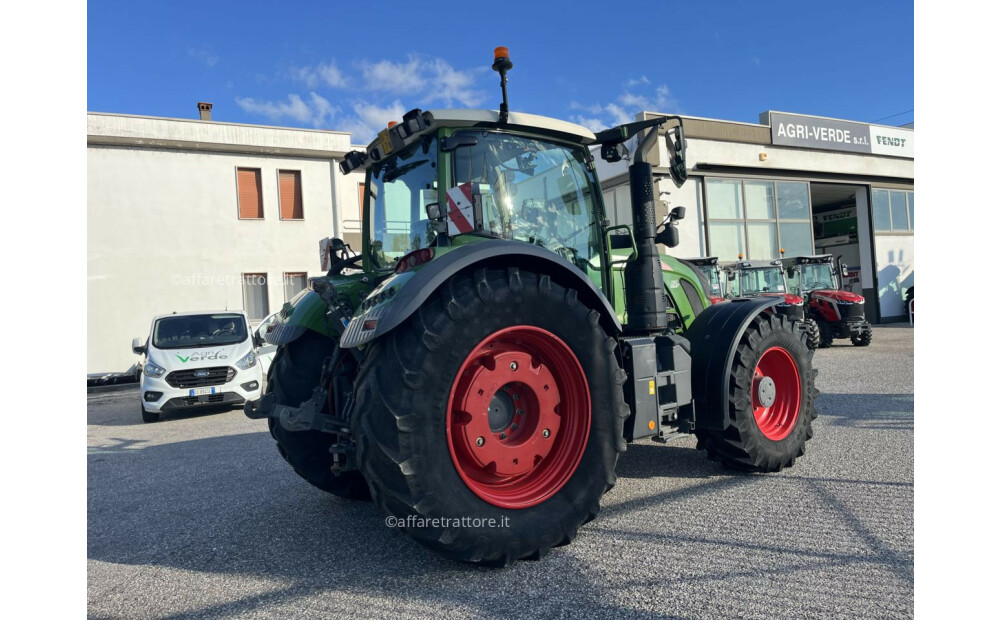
{"left": 723, "top": 259, "right": 783, "bottom": 270}
{"left": 422, "top": 109, "right": 597, "bottom": 144}
{"left": 780, "top": 254, "right": 834, "bottom": 266}
{"left": 684, "top": 257, "right": 719, "bottom": 266}
{"left": 344, "top": 108, "right": 597, "bottom": 174}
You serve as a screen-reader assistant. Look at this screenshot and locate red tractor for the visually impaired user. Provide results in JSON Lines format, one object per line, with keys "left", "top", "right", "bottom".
{"left": 722, "top": 258, "right": 818, "bottom": 349}
{"left": 781, "top": 255, "right": 872, "bottom": 347}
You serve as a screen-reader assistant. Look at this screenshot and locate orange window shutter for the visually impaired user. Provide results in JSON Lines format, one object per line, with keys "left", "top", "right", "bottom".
{"left": 279, "top": 170, "right": 303, "bottom": 219}
{"left": 237, "top": 169, "right": 263, "bottom": 218}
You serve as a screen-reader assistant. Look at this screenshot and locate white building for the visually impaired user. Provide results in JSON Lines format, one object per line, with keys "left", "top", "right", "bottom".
{"left": 87, "top": 108, "right": 365, "bottom": 374}
{"left": 597, "top": 110, "right": 914, "bottom": 323}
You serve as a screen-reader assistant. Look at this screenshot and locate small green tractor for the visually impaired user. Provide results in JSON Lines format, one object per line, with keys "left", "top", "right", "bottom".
{"left": 723, "top": 258, "right": 820, "bottom": 349}
{"left": 246, "top": 48, "right": 817, "bottom": 566}
{"left": 684, "top": 256, "right": 726, "bottom": 303}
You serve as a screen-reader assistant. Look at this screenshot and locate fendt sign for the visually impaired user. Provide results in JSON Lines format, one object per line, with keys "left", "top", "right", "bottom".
{"left": 764, "top": 111, "right": 913, "bottom": 159}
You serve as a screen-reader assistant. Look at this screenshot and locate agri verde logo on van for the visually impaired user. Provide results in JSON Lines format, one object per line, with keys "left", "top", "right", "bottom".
{"left": 175, "top": 351, "right": 229, "bottom": 363}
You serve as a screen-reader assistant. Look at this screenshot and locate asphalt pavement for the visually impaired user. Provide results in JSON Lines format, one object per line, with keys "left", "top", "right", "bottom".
{"left": 87, "top": 325, "right": 914, "bottom": 619}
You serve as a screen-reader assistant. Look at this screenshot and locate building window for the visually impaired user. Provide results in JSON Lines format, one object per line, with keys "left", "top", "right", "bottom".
{"left": 705, "top": 178, "right": 812, "bottom": 260}
{"left": 242, "top": 273, "right": 269, "bottom": 321}
{"left": 871, "top": 188, "right": 914, "bottom": 232}
{"left": 283, "top": 272, "right": 307, "bottom": 301}
{"left": 278, "top": 170, "right": 304, "bottom": 220}
{"left": 237, "top": 168, "right": 264, "bottom": 219}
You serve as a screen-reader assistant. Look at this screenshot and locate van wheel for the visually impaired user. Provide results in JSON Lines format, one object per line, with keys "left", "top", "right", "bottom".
{"left": 141, "top": 407, "right": 160, "bottom": 423}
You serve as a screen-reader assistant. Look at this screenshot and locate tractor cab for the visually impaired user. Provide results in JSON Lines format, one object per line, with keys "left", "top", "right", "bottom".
{"left": 684, "top": 257, "right": 726, "bottom": 303}
{"left": 780, "top": 254, "right": 872, "bottom": 347}
{"left": 723, "top": 258, "right": 805, "bottom": 322}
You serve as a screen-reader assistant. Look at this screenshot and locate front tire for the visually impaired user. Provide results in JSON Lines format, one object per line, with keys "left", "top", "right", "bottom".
{"left": 352, "top": 267, "right": 627, "bottom": 566}
{"left": 851, "top": 322, "right": 873, "bottom": 346}
{"left": 817, "top": 319, "right": 834, "bottom": 348}
{"left": 141, "top": 406, "right": 159, "bottom": 423}
{"left": 696, "top": 313, "right": 818, "bottom": 472}
{"left": 267, "top": 332, "right": 370, "bottom": 500}
{"left": 803, "top": 318, "right": 820, "bottom": 350}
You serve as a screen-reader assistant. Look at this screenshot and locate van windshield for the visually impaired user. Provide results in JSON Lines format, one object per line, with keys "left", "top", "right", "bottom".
{"left": 152, "top": 314, "right": 248, "bottom": 349}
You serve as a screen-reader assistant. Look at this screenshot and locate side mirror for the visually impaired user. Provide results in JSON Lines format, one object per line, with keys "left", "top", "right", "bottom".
{"left": 253, "top": 333, "right": 265, "bottom": 348}
{"left": 132, "top": 337, "right": 146, "bottom": 355}
{"left": 669, "top": 206, "right": 686, "bottom": 222}
{"left": 664, "top": 125, "right": 687, "bottom": 188}
{"left": 841, "top": 263, "right": 850, "bottom": 278}
{"left": 728, "top": 271, "right": 736, "bottom": 281}
{"left": 654, "top": 225, "right": 680, "bottom": 248}
{"left": 425, "top": 202, "right": 442, "bottom": 220}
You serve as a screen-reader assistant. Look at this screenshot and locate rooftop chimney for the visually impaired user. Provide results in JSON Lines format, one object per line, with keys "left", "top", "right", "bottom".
{"left": 197, "top": 101, "right": 213, "bottom": 121}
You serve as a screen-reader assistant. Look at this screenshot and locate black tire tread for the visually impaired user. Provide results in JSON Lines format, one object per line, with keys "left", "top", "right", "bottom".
{"left": 696, "top": 313, "right": 818, "bottom": 472}
{"left": 352, "top": 267, "right": 626, "bottom": 566}
{"left": 267, "top": 332, "right": 371, "bottom": 500}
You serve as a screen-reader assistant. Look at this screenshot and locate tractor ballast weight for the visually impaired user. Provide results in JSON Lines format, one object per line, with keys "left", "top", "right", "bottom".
{"left": 247, "top": 48, "right": 817, "bottom": 567}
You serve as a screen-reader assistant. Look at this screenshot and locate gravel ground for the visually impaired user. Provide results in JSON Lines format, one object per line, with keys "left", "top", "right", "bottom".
{"left": 88, "top": 325, "right": 913, "bottom": 619}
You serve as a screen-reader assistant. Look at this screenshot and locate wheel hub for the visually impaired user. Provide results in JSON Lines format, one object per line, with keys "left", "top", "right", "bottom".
{"left": 750, "top": 346, "right": 802, "bottom": 441}
{"left": 446, "top": 326, "right": 591, "bottom": 509}
{"left": 756, "top": 376, "right": 776, "bottom": 407}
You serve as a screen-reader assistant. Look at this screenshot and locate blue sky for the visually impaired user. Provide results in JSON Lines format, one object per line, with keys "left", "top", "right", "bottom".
{"left": 88, "top": 1, "right": 913, "bottom": 143}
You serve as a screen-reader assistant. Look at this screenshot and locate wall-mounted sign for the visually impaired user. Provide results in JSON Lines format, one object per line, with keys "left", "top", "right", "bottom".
{"left": 763, "top": 112, "right": 913, "bottom": 159}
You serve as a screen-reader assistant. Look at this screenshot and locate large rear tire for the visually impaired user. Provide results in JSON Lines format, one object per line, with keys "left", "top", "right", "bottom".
{"left": 267, "top": 332, "right": 370, "bottom": 500}
{"left": 696, "top": 313, "right": 818, "bottom": 472}
{"left": 352, "top": 267, "right": 627, "bottom": 566}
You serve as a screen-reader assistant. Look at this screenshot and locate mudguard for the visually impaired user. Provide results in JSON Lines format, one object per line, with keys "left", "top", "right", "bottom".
{"left": 340, "top": 240, "right": 622, "bottom": 349}
{"left": 684, "top": 296, "right": 780, "bottom": 431}
{"left": 261, "top": 290, "right": 332, "bottom": 346}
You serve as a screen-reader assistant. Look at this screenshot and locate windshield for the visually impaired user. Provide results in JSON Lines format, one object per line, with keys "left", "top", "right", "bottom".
{"left": 450, "top": 130, "right": 601, "bottom": 269}
{"left": 367, "top": 136, "right": 439, "bottom": 269}
{"left": 737, "top": 267, "right": 786, "bottom": 296}
{"left": 697, "top": 264, "right": 722, "bottom": 297}
{"left": 800, "top": 264, "right": 836, "bottom": 291}
{"left": 152, "top": 313, "right": 248, "bottom": 349}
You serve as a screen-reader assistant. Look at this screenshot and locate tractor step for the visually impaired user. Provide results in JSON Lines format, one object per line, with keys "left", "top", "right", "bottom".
{"left": 621, "top": 335, "right": 694, "bottom": 441}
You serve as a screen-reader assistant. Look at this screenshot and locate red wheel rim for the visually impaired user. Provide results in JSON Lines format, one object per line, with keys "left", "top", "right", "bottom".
{"left": 446, "top": 326, "right": 591, "bottom": 509}
{"left": 751, "top": 346, "right": 802, "bottom": 441}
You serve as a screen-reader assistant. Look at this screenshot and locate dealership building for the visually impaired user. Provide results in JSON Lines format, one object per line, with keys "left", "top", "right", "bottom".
{"left": 597, "top": 110, "right": 913, "bottom": 325}
{"left": 88, "top": 105, "right": 912, "bottom": 374}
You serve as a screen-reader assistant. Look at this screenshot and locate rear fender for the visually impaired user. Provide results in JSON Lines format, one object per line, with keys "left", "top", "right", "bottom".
{"left": 684, "top": 296, "right": 780, "bottom": 431}
{"left": 339, "top": 240, "right": 622, "bottom": 349}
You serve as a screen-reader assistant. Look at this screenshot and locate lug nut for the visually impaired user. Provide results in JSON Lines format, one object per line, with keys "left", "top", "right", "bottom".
{"left": 512, "top": 394, "right": 520, "bottom": 401}
{"left": 515, "top": 409, "right": 523, "bottom": 416}
{"left": 510, "top": 361, "right": 518, "bottom": 371}
{"left": 542, "top": 429, "right": 551, "bottom": 438}
{"left": 476, "top": 436, "right": 485, "bottom": 447}
{"left": 511, "top": 423, "right": 518, "bottom": 430}
{"left": 500, "top": 433, "right": 508, "bottom": 440}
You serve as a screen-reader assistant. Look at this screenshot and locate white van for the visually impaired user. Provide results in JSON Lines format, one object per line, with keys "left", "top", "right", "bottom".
{"left": 132, "top": 311, "right": 263, "bottom": 423}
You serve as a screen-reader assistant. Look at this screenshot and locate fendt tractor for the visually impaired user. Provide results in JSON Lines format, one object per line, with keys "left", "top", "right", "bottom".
{"left": 723, "top": 256, "right": 820, "bottom": 349}
{"left": 684, "top": 256, "right": 726, "bottom": 303}
{"left": 781, "top": 254, "right": 872, "bottom": 347}
{"left": 245, "top": 48, "right": 818, "bottom": 566}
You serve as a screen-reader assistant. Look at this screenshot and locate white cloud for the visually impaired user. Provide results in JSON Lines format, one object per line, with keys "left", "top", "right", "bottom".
{"left": 293, "top": 60, "right": 349, "bottom": 89}
{"left": 567, "top": 79, "right": 681, "bottom": 131}
{"left": 235, "top": 93, "right": 335, "bottom": 127}
{"left": 188, "top": 46, "right": 219, "bottom": 68}
{"left": 421, "top": 58, "right": 485, "bottom": 107}
{"left": 338, "top": 100, "right": 408, "bottom": 143}
{"left": 360, "top": 57, "right": 424, "bottom": 92}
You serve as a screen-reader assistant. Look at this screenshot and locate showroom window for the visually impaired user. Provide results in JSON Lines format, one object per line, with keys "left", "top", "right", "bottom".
{"left": 243, "top": 273, "right": 269, "bottom": 321}
{"left": 872, "top": 188, "right": 914, "bottom": 232}
{"left": 278, "top": 170, "right": 304, "bottom": 220}
{"left": 705, "top": 178, "right": 813, "bottom": 260}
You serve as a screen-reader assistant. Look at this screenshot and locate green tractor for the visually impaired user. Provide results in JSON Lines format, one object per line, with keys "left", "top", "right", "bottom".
{"left": 722, "top": 257, "right": 820, "bottom": 349}
{"left": 246, "top": 48, "right": 817, "bottom": 566}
